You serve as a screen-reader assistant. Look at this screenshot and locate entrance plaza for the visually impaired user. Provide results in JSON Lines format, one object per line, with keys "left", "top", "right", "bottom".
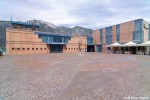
{"left": 0, "top": 53, "right": 150, "bottom": 100}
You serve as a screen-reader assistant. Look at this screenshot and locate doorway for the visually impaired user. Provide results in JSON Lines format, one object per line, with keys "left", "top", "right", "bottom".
{"left": 50, "top": 44, "right": 63, "bottom": 53}
{"left": 87, "top": 45, "right": 95, "bottom": 52}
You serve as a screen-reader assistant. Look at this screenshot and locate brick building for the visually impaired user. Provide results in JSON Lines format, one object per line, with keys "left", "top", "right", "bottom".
{"left": 6, "top": 21, "right": 94, "bottom": 55}
{"left": 6, "top": 19, "right": 150, "bottom": 55}
{"left": 92, "top": 19, "right": 150, "bottom": 53}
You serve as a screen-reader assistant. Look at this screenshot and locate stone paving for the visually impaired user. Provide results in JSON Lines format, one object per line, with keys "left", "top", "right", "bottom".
{"left": 0, "top": 53, "right": 150, "bottom": 100}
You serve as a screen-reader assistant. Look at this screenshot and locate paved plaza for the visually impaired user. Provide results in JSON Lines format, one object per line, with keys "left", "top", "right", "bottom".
{"left": 0, "top": 53, "right": 150, "bottom": 100}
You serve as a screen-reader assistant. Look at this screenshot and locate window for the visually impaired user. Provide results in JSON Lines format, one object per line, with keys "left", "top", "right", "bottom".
{"left": 48, "top": 36, "right": 53, "bottom": 43}
{"left": 40, "top": 35, "right": 48, "bottom": 43}
{"left": 133, "top": 31, "right": 143, "bottom": 43}
{"left": 135, "top": 19, "right": 142, "bottom": 31}
{"left": 39, "top": 34, "right": 71, "bottom": 44}
{"left": 116, "top": 25, "right": 120, "bottom": 42}
{"left": 105, "top": 26, "right": 112, "bottom": 45}
{"left": 53, "top": 36, "right": 62, "bottom": 43}
{"left": 64, "top": 37, "right": 71, "bottom": 43}
{"left": 133, "top": 19, "right": 143, "bottom": 43}
{"left": 149, "top": 24, "right": 150, "bottom": 40}
{"left": 116, "top": 34, "right": 120, "bottom": 42}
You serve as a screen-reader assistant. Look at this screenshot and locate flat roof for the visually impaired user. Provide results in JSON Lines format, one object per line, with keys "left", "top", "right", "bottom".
{"left": 95, "top": 18, "right": 149, "bottom": 30}
{"left": 34, "top": 31, "right": 72, "bottom": 37}
{"left": 11, "top": 21, "right": 40, "bottom": 27}
{"left": 47, "top": 42, "right": 66, "bottom": 45}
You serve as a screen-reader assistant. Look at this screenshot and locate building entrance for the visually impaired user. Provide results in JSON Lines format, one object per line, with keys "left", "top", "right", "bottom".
{"left": 87, "top": 45, "right": 95, "bottom": 52}
{"left": 95, "top": 45, "right": 102, "bottom": 52}
{"left": 50, "top": 44, "right": 63, "bottom": 53}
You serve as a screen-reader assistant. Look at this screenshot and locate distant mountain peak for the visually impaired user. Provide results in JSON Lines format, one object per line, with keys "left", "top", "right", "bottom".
{"left": 73, "top": 26, "right": 87, "bottom": 29}
{"left": 36, "top": 20, "right": 57, "bottom": 29}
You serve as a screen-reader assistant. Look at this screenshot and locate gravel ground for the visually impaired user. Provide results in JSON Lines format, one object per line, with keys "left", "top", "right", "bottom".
{"left": 0, "top": 53, "right": 150, "bottom": 100}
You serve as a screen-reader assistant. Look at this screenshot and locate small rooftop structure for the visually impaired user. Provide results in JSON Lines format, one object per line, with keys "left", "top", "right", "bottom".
{"left": 11, "top": 21, "right": 39, "bottom": 31}
{"left": 34, "top": 31, "right": 72, "bottom": 37}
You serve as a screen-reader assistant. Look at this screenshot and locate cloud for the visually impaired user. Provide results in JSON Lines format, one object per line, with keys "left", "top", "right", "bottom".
{"left": 0, "top": 0, "right": 150, "bottom": 29}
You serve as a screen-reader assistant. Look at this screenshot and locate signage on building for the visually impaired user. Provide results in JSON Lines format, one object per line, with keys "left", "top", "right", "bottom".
{"left": 144, "top": 23, "right": 148, "bottom": 29}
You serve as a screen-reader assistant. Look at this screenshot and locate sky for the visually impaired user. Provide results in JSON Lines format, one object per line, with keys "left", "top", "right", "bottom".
{"left": 0, "top": 0, "right": 150, "bottom": 29}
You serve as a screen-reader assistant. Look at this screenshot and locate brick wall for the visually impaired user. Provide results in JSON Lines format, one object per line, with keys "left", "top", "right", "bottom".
{"left": 120, "top": 21, "right": 134, "bottom": 43}
{"left": 63, "top": 36, "right": 87, "bottom": 53}
{"left": 6, "top": 28, "right": 49, "bottom": 55}
{"left": 92, "top": 30, "right": 100, "bottom": 45}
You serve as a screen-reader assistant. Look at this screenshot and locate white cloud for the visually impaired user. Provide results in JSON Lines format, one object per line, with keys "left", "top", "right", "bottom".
{"left": 0, "top": 0, "right": 150, "bottom": 29}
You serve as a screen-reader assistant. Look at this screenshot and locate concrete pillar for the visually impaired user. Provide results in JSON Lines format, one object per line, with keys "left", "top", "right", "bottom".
{"left": 94, "top": 45, "right": 97, "bottom": 52}
{"left": 146, "top": 46, "right": 150, "bottom": 52}
{"left": 136, "top": 47, "right": 138, "bottom": 54}
{"left": 148, "top": 46, "right": 150, "bottom": 54}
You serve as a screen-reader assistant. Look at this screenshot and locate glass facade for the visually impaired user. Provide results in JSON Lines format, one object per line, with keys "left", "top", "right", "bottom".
{"left": 100, "top": 29, "right": 103, "bottom": 44}
{"left": 96, "top": 45, "right": 102, "bottom": 52}
{"left": 87, "top": 36, "right": 94, "bottom": 45}
{"left": 53, "top": 36, "right": 62, "bottom": 42}
{"left": 106, "top": 26, "right": 112, "bottom": 45}
{"left": 149, "top": 24, "right": 150, "bottom": 40}
{"left": 116, "top": 24, "right": 120, "bottom": 42}
{"left": 38, "top": 34, "right": 71, "bottom": 44}
{"left": 133, "top": 19, "right": 144, "bottom": 43}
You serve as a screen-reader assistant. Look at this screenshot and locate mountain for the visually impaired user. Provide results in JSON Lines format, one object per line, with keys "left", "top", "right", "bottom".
{"left": 0, "top": 20, "right": 92, "bottom": 50}
{"left": 28, "top": 20, "right": 92, "bottom": 36}
{"left": 36, "top": 20, "right": 57, "bottom": 29}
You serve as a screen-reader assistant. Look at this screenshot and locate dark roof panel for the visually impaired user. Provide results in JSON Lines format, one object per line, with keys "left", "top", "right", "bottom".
{"left": 11, "top": 21, "right": 40, "bottom": 27}
{"left": 34, "top": 31, "right": 72, "bottom": 37}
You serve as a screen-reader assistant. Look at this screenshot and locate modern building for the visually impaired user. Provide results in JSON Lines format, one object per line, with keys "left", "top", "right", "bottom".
{"left": 6, "top": 19, "right": 150, "bottom": 55}
{"left": 6, "top": 21, "right": 94, "bottom": 55}
{"left": 92, "top": 19, "right": 150, "bottom": 53}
